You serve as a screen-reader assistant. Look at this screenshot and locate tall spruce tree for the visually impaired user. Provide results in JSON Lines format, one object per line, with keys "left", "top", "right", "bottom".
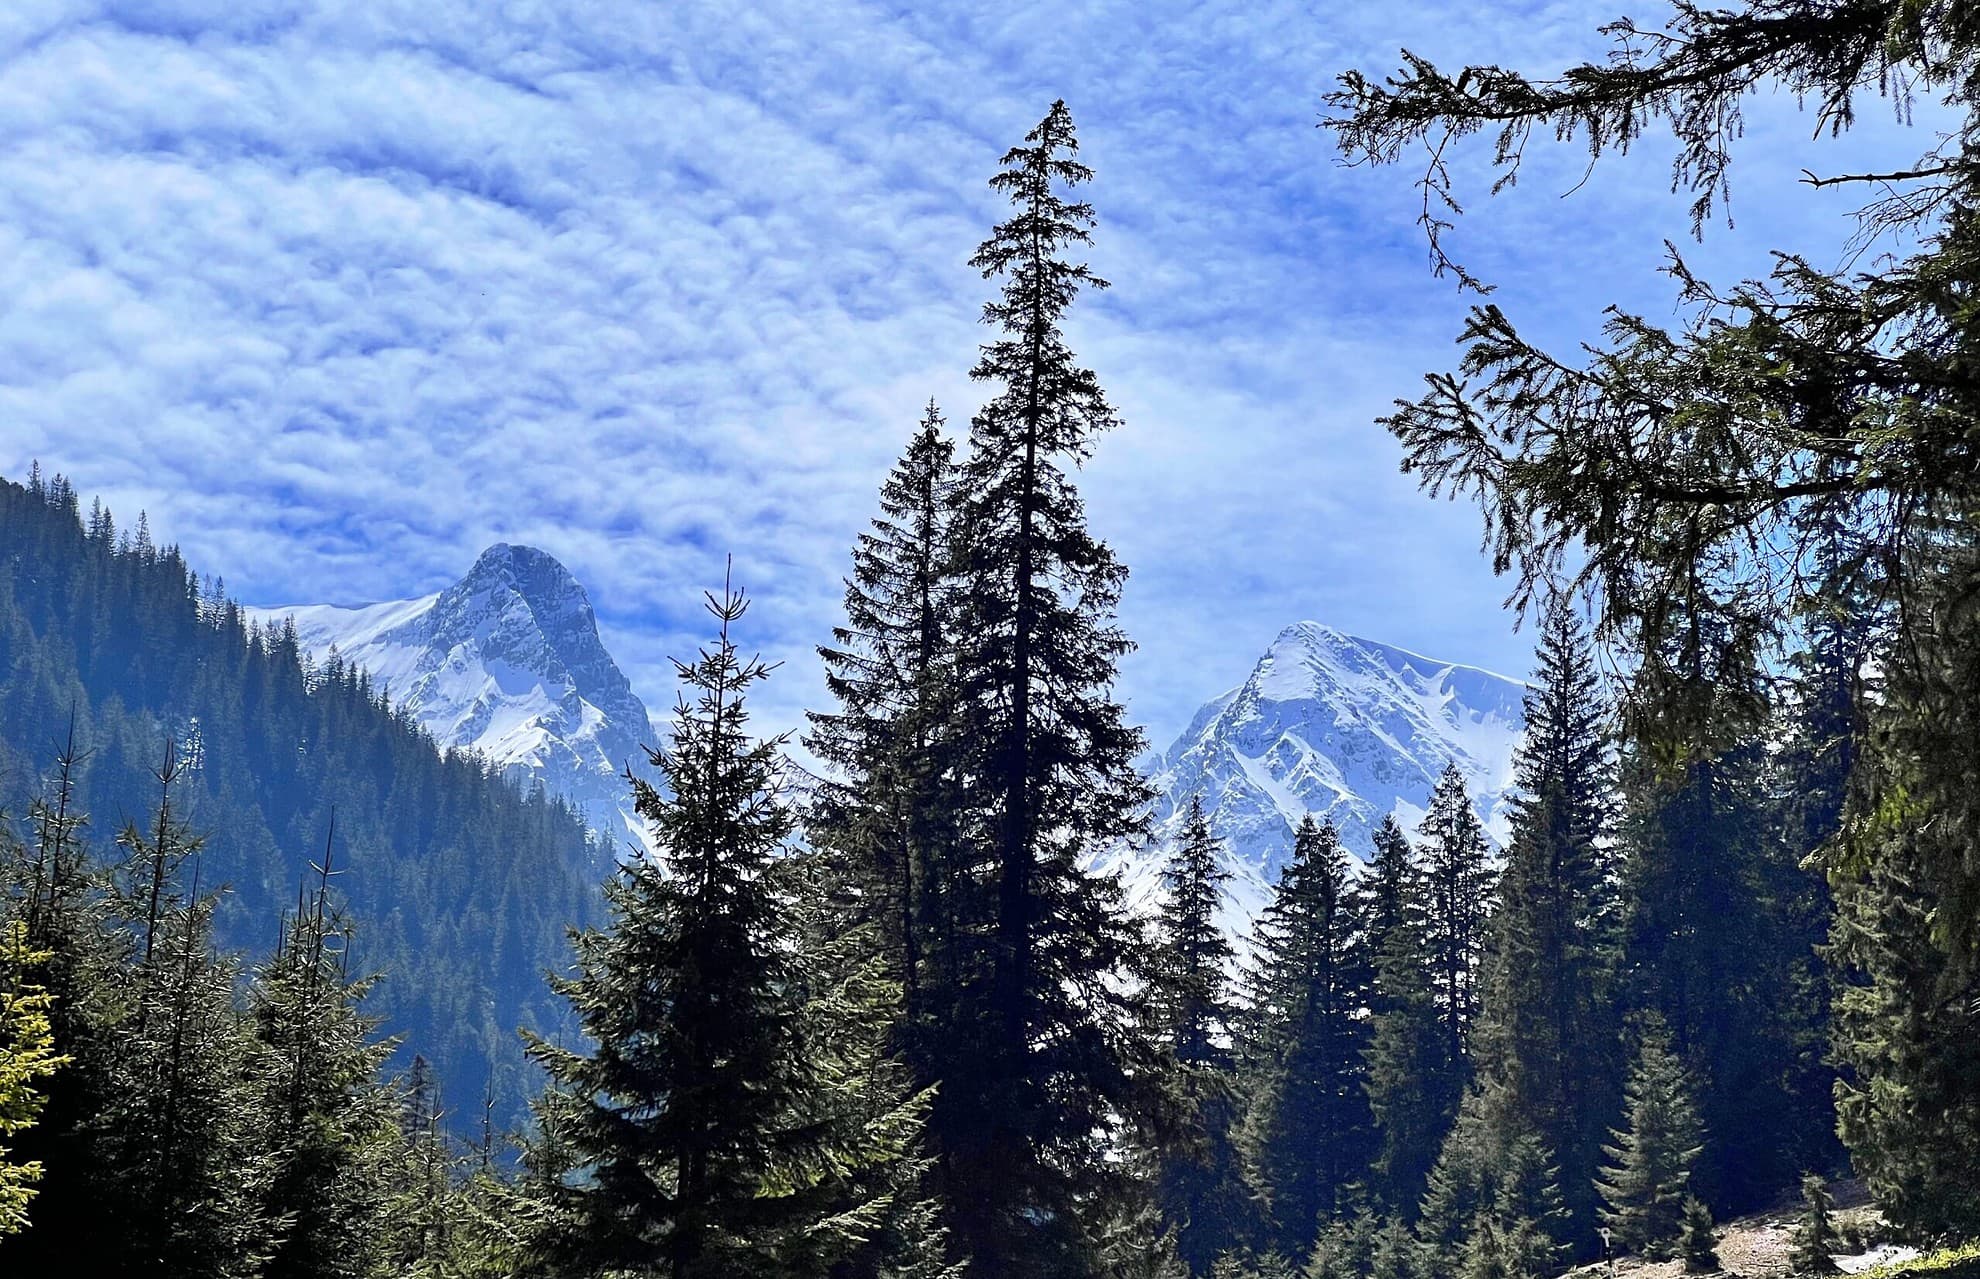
{"left": 1418, "top": 766, "right": 1494, "bottom": 1087}
{"left": 1149, "top": 798, "right": 1249, "bottom": 1275}
{"left": 1361, "top": 816, "right": 1451, "bottom": 1216}
{"left": 809, "top": 401, "right": 964, "bottom": 1063}
{"left": 936, "top": 100, "right": 1157, "bottom": 1278}
{"left": 1595, "top": 1020, "right": 1704, "bottom": 1262}
{"left": 1242, "top": 816, "right": 1371, "bottom": 1258}
{"left": 1471, "top": 604, "right": 1617, "bottom": 1247}
{"left": 1761, "top": 526, "right": 1863, "bottom": 1179}
{"left": 1615, "top": 617, "right": 1805, "bottom": 1211}
{"left": 528, "top": 578, "right": 900, "bottom": 1277}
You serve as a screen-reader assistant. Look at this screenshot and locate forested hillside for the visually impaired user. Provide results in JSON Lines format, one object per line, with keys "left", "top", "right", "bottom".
{"left": 0, "top": 471, "right": 604, "bottom": 1131}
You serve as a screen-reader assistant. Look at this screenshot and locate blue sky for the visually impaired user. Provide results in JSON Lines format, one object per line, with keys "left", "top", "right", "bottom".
{"left": 0, "top": 0, "right": 1937, "bottom": 748}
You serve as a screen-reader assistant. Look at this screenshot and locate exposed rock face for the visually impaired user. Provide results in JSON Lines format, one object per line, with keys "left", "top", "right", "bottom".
{"left": 251, "top": 543, "right": 653, "bottom": 850}
{"left": 1098, "top": 621, "right": 1525, "bottom": 934}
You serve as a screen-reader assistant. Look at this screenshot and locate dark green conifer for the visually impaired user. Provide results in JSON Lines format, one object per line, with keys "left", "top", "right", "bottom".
{"left": 1362, "top": 817, "right": 1451, "bottom": 1216}
{"left": 245, "top": 828, "right": 399, "bottom": 1279}
{"left": 935, "top": 100, "right": 1156, "bottom": 1278}
{"left": 1595, "top": 1021, "right": 1703, "bottom": 1261}
{"left": 1417, "top": 766, "right": 1494, "bottom": 1082}
{"left": 1149, "top": 797, "right": 1249, "bottom": 1275}
{"left": 1679, "top": 1196, "right": 1719, "bottom": 1274}
{"left": 528, "top": 577, "right": 860, "bottom": 1277}
{"left": 1789, "top": 1175, "right": 1841, "bottom": 1276}
{"left": 1472, "top": 603, "right": 1617, "bottom": 1247}
{"left": 808, "top": 401, "right": 964, "bottom": 1054}
{"left": 1371, "top": 1215, "right": 1420, "bottom": 1279}
{"left": 1242, "top": 816, "right": 1370, "bottom": 1258}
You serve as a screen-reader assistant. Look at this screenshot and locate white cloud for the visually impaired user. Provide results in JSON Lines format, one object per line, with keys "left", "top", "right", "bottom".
{"left": 0, "top": 0, "right": 1947, "bottom": 748}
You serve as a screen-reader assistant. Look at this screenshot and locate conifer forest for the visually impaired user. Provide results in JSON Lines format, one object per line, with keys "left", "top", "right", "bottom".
{"left": 4, "top": 2, "right": 1980, "bottom": 1277}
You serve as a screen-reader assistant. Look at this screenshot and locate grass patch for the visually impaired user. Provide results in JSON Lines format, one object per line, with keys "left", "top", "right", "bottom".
{"left": 1861, "top": 1242, "right": 1980, "bottom": 1279}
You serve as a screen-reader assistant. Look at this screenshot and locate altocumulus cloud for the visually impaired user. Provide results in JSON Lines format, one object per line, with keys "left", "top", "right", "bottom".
{"left": 0, "top": 0, "right": 1940, "bottom": 745}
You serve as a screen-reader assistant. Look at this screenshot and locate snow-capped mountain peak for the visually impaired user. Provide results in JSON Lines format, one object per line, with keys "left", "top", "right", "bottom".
{"left": 248, "top": 544, "right": 652, "bottom": 850}
{"left": 1099, "top": 621, "right": 1526, "bottom": 934}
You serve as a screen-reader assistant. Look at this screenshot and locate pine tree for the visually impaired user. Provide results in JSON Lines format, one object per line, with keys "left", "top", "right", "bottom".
{"left": 1371, "top": 1215, "right": 1419, "bottom": 1279}
{"left": 1680, "top": 1197, "right": 1719, "bottom": 1274}
{"left": 527, "top": 577, "right": 833, "bottom": 1277}
{"left": 782, "top": 849, "right": 961, "bottom": 1279}
{"left": 1789, "top": 1175, "right": 1841, "bottom": 1276}
{"left": 1242, "top": 816, "right": 1371, "bottom": 1258}
{"left": 1488, "top": 1130, "right": 1570, "bottom": 1279}
{"left": 1149, "top": 798, "right": 1249, "bottom": 1275}
{"left": 1829, "top": 831, "right": 1980, "bottom": 1237}
{"left": 381, "top": 1055, "right": 457, "bottom": 1277}
{"left": 1308, "top": 1208, "right": 1380, "bottom": 1279}
{"left": 529, "top": 575, "right": 946, "bottom": 1278}
{"left": 1595, "top": 1021, "right": 1704, "bottom": 1261}
{"left": 95, "top": 745, "right": 269, "bottom": 1277}
{"left": 1418, "top": 766, "right": 1494, "bottom": 1084}
{"left": 1417, "top": 1087, "right": 1568, "bottom": 1279}
{"left": 1616, "top": 627, "right": 1803, "bottom": 1212}
{"left": 1362, "top": 817, "right": 1451, "bottom": 1216}
{"left": 935, "top": 100, "right": 1156, "bottom": 1277}
{"left": 1471, "top": 604, "right": 1617, "bottom": 1248}
{"left": 245, "top": 828, "right": 399, "bottom": 1279}
{"left": 1762, "top": 543, "right": 1863, "bottom": 1180}
{"left": 808, "top": 401, "right": 963, "bottom": 1061}
{"left": 1416, "top": 1104, "right": 1489, "bottom": 1279}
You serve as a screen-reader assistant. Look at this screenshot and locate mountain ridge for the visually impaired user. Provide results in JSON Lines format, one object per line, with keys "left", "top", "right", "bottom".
{"left": 248, "top": 543, "right": 654, "bottom": 851}
{"left": 1098, "top": 620, "right": 1526, "bottom": 933}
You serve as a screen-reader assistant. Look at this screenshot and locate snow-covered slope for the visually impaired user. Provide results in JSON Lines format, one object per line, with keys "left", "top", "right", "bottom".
{"left": 248, "top": 544, "right": 654, "bottom": 852}
{"left": 1099, "top": 622, "right": 1526, "bottom": 934}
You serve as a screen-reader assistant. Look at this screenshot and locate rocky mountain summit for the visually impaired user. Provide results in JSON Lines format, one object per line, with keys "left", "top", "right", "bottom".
{"left": 249, "top": 543, "right": 653, "bottom": 850}
{"left": 1098, "top": 621, "right": 1526, "bottom": 931}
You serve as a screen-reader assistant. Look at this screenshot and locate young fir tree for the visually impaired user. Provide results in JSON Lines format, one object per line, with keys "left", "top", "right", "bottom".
{"left": 1371, "top": 1214, "right": 1420, "bottom": 1279}
{"left": 1149, "top": 798, "right": 1250, "bottom": 1276}
{"left": 1361, "top": 816, "right": 1451, "bottom": 1216}
{"left": 937, "top": 100, "right": 1157, "bottom": 1277}
{"left": 380, "top": 1055, "right": 458, "bottom": 1278}
{"left": 1242, "top": 816, "right": 1371, "bottom": 1258}
{"left": 1679, "top": 1196, "right": 1720, "bottom": 1274}
{"left": 1416, "top": 1087, "right": 1568, "bottom": 1279}
{"left": 808, "top": 401, "right": 964, "bottom": 1068}
{"left": 1595, "top": 1020, "right": 1704, "bottom": 1261}
{"left": 528, "top": 577, "right": 923, "bottom": 1278}
{"left": 245, "top": 830, "right": 399, "bottom": 1279}
{"left": 1471, "top": 603, "right": 1617, "bottom": 1248}
{"left": 1488, "top": 1130, "right": 1571, "bottom": 1279}
{"left": 95, "top": 745, "right": 268, "bottom": 1278}
{"left": 1308, "top": 1208, "right": 1380, "bottom": 1279}
{"left": 1416, "top": 1101, "right": 1490, "bottom": 1279}
{"left": 1418, "top": 766, "right": 1495, "bottom": 1089}
{"left": 0, "top": 920, "right": 61, "bottom": 1237}
{"left": 1789, "top": 1175, "right": 1842, "bottom": 1276}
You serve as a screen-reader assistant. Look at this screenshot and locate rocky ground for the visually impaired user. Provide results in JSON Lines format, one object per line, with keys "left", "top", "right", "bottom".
{"left": 1566, "top": 1182, "right": 1917, "bottom": 1279}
